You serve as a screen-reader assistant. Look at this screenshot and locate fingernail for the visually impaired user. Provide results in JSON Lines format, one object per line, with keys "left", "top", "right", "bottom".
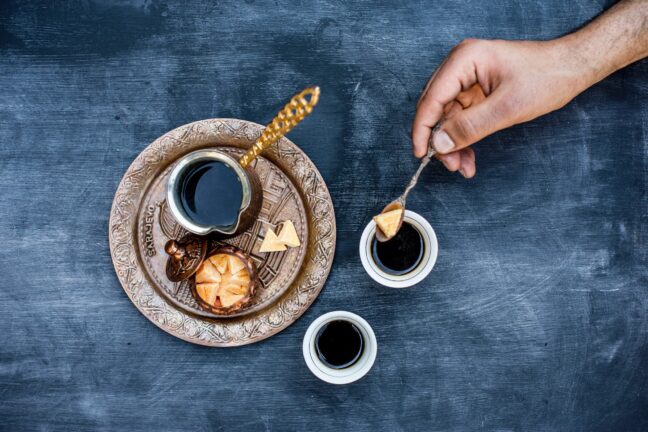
{"left": 459, "top": 168, "right": 467, "bottom": 177}
{"left": 433, "top": 131, "right": 455, "bottom": 153}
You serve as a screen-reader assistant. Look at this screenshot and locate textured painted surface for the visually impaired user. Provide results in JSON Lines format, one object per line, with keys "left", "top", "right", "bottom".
{"left": 1, "top": 0, "right": 647, "bottom": 430}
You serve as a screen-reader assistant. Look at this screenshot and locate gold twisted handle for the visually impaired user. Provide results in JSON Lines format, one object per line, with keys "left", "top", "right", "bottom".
{"left": 239, "top": 86, "right": 320, "bottom": 168}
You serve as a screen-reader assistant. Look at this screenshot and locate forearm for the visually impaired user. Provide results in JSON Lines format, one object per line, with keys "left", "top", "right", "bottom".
{"left": 560, "top": 0, "right": 648, "bottom": 89}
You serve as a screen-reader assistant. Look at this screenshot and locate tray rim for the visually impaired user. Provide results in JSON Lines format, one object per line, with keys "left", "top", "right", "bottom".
{"left": 109, "top": 118, "right": 336, "bottom": 347}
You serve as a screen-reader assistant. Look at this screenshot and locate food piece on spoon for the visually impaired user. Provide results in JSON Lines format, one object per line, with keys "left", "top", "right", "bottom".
{"left": 277, "top": 220, "right": 300, "bottom": 248}
{"left": 373, "top": 208, "right": 403, "bottom": 239}
{"left": 259, "top": 228, "right": 287, "bottom": 252}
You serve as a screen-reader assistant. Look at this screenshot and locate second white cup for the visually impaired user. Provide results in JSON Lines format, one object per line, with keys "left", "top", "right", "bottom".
{"left": 302, "top": 311, "right": 377, "bottom": 385}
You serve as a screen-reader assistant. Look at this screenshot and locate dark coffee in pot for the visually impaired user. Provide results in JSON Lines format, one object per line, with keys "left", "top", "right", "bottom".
{"left": 179, "top": 160, "right": 243, "bottom": 228}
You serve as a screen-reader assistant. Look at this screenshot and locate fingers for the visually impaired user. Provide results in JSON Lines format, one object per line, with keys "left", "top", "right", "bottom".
{"left": 443, "top": 100, "right": 463, "bottom": 118}
{"left": 412, "top": 50, "right": 479, "bottom": 157}
{"left": 417, "top": 55, "right": 451, "bottom": 108}
{"left": 432, "top": 89, "right": 513, "bottom": 154}
{"left": 437, "top": 152, "right": 461, "bottom": 171}
{"left": 456, "top": 84, "right": 486, "bottom": 108}
{"left": 437, "top": 147, "right": 476, "bottom": 178}
{"left": 459, "top": 147, "right": 476, "bottom": 178}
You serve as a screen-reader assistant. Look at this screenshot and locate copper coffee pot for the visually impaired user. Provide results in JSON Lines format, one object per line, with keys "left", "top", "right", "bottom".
{"left": 166, "top": 86, "right": 320, "bottom": 237}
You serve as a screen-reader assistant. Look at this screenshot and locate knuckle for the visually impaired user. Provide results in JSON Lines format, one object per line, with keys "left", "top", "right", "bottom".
{"left": 452, "top": 115, "right": 479, "bottom": 143}
{"left": 452, "top": 38, "right": 493, "bottom": 61}
{"left": 458, "top": 38, "right": 486, "bottom": 52}
{"left": 450, "top": 38, "right": 476, "bottom": 56}
{"left": 459, "top": 38, "right": 478, "bottom": 47}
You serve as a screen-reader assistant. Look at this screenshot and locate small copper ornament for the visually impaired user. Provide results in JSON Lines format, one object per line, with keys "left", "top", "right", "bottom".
{"left": 164, "top": 234, "right": 208, "bottom": 282}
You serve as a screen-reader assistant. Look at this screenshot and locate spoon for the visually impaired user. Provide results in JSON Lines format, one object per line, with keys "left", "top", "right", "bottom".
{"left": 374, "top": 125, "right": 439, "bottom": 242}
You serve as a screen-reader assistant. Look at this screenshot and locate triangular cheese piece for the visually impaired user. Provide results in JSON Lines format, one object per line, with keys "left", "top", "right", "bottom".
{"left": 277, "top": 220, "right": 300, "bottom": 248}
{"left": 259, "top": 228, "right": 287, "bottom": 252}
{"left": 373, "top": 208, "right": 403, "bottom": 239}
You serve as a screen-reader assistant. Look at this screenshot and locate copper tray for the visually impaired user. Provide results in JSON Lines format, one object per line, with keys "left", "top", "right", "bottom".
{"left": 109, "top": 119, "right": 336, "bottom": 346}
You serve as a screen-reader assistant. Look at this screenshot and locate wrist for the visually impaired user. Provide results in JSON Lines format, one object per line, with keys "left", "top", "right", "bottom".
{"left": 550, "top": 35, "right": 603, "bottom": 95}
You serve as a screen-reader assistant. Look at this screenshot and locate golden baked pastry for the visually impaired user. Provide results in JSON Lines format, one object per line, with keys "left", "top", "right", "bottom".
{"left": 194, "top": 248, "right": 256, "bottom": 312}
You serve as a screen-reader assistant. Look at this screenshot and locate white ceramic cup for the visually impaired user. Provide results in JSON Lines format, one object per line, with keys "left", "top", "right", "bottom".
{"left": 302, "top": 311, "right": 377, "bottom": 385}
{"left": 359, "top": 210, "right": 438, "bottom": 288}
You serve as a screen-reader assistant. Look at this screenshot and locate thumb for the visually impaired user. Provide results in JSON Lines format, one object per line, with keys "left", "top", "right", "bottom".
{"left": 432, "top": 92, "right": 513, "bottom": 154}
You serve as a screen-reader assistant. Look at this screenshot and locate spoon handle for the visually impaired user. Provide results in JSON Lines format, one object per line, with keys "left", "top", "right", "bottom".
{"left": 400, "top": 125, "right": 440, "bottom": 203}
{"left": 400, "top": 147, "right": 436, "bottom": 203}
{"left": 239, "top": 86, "right": 320, "bottom": 168}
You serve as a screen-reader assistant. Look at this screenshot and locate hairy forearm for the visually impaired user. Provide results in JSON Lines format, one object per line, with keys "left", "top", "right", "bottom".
{"left": 413, "top": 0, "right": 648, "bottom": 174}
{"left": 560, "top": 0, "right": 648, "bottom": 89}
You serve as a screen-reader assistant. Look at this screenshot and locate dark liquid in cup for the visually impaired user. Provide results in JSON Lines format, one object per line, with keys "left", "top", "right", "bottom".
{"left": 179, "top": 160, "right": 243, "bottom": 227}
{"left": 371, "top": 222, "right": 424, "bottom": 275}
{"left": 315, "top": 320, "right": 364, "bottom": 369}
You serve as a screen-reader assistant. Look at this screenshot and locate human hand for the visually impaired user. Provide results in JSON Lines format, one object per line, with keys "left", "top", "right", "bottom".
{"left": 412, "top": 39, "right": 592, "bottom": 178}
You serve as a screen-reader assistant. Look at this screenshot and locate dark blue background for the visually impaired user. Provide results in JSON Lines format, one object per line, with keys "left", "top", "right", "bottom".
{"left": 1, "top": 1, "right": 647, "bottom": 431}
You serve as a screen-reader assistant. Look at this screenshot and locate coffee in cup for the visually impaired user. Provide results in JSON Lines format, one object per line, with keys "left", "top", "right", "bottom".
{"left": 371, "top": 221, "right": 424, "bottom": 276}
{"left": 360, "top": 210, "right": 438, "bottom": 288}
{"left": 303, "top": 311, "right": 377, "bottom": 384}
{"left": 314, "top": 319, "right": 364, "bottom": 369}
